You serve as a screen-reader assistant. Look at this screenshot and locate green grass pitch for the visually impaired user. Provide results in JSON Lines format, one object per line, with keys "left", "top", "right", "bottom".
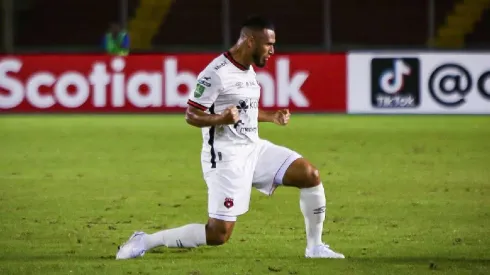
{"left": 0, "top": 114, "right": 489, "bottom": 275}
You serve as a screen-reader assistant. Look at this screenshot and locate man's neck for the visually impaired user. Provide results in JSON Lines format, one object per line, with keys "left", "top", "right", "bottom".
{"left": 228, "top": 46, "right": 251, "bottom": 68}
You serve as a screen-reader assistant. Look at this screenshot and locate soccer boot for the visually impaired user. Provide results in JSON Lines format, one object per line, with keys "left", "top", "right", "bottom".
{"left": 305, "top": 243, "right": 345, "bottom": 259}
{"left": 116, "top": 231, "right": 147, "bottom": 260}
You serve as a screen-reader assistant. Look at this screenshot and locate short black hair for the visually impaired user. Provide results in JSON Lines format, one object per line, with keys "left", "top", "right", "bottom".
{"left": 241, "top": 15, "right": 275, "bottom": 31}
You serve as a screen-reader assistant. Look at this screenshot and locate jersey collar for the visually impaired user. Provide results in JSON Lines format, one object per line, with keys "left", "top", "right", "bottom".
{"left": 224, "top": 51, "right": 249, "bottom": 71}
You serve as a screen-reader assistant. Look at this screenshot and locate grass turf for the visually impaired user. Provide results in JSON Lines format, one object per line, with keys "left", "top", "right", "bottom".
{"left": 0, "top": 114, "right": 489, "bottom": 275}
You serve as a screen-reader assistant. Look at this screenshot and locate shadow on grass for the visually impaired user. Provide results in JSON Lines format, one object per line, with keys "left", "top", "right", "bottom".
{"left": 1, "top": 254, "right": 489, "bottom": 265}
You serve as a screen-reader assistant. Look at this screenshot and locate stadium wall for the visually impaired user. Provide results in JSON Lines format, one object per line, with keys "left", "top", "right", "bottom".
{"left": 0, "top": 52, "right": 489, "bottom": 114}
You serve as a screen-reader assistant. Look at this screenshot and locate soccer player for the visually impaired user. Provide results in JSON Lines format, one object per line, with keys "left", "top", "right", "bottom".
{"left": 116, "top": 15, "right": 345, "bottom": 260}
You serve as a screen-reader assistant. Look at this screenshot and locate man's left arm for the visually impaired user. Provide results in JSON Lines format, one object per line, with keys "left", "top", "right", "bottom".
{"left": 258, "top": 109, "right": 290, "bottom": 126}
{"left": 258, "top": 109, "right": 275, "bottom": 123}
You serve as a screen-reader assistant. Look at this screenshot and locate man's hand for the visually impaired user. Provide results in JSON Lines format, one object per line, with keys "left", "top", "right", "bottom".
{"left": 272, "top": 109, "right": 290, "bottom": 126}
{"left": 220, "top": 106, "right": 240, "bottom": 125}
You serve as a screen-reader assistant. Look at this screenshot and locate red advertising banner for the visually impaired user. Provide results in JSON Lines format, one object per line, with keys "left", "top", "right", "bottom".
{"left": 0, "top": 53, "right": 346, "bottom": 113}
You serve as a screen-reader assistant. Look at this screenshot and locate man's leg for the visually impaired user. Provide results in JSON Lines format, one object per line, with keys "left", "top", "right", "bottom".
{"left": 252, "top": 140, "right": 344, "bottom": 259}
{"left": 281, "top": 158, "right": 344, "bottom": 258}
{"left": 143, "top": 217, "right": 235, "bottom": 248}
{"left": 116, "top": 159, "right": 250, "bottom": 260}
{"left": 116, "top": 217, "right": 235, "bottom": 260}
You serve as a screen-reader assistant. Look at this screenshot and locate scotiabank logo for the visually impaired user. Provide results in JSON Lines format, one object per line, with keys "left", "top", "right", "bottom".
{"left": 0, "top": 54, "right": 347, "bottom": 112}
{"left": 0, "top": 57, "right": 310, "bottom": 110}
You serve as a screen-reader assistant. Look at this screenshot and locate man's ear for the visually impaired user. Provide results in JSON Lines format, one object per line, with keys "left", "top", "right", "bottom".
{"left": 247, "top": 36, "right": 256, "bottom": 49}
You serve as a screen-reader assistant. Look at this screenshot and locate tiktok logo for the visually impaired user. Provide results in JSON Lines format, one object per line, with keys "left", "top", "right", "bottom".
{"left": 371, "top": 57, "right": 421, "bottom": 108}
{"left": 379, "top": 59, "right": 411, "bottom": 94}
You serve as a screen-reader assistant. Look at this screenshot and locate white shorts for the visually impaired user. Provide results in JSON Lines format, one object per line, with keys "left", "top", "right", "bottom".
{"left": 201, "top": 139, "right": 302, "bottom": 222}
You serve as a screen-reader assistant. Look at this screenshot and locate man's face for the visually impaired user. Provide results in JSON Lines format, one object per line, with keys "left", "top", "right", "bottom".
{"left": 251, "top": 29, "right": 275, "bottom": 68}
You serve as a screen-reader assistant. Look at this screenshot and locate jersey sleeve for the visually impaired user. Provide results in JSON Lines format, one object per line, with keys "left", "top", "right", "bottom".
{"left": 187, "top": 70, "right": 223, "bottom": 111}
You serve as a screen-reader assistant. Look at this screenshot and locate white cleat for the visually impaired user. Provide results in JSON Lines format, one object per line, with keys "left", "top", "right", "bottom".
{"left": 116, "top": 231, "right": 147, "bottom": 260}
{"left": 305, "top": 243, "right": 345, "bottom": 259}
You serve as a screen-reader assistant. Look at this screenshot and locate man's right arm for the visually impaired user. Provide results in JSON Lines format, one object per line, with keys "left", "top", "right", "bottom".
{"left": 185, "top": 105, "right": 239, "bottom": 128}
{"left": 185, "top": 70, "right": 239, "bottom": 128}
{"left": 185, "top": 106, "right": 222, "bottom": 128}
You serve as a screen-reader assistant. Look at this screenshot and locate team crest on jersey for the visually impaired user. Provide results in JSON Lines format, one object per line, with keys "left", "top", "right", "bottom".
{"left": 236, "top": 100, "right": 249, "bottom": 113}
{"left": 236, "top": 99, "right": 258, "bottom": 114}
{"left": 194, "top": 84, "right": 206, "bottom": 98}
{"left": 224, "top": 198, "right": 234, "bottom": 209}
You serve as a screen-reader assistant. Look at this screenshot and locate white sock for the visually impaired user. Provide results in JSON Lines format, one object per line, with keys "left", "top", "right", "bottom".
{"left": 143, "top": 223, "right": 206, "bottom": 250}
{"left": 300, "top": 183, "right": 326, "bottom": 249}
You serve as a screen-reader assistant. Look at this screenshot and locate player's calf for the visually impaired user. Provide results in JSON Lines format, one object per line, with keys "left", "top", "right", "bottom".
{"left": 133, "top": 218, "right": 234, "bottom": 255}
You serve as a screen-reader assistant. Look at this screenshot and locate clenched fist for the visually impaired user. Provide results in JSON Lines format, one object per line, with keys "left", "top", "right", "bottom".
{"left": 273, "top": 109, "right": 290, "bottom": 126}
{"left": 220, "top": 106, "right": 240, "bottom": 125}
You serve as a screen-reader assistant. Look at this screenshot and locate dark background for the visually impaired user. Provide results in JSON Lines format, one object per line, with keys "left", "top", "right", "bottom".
{"left": 2, "top": 0, "right": 489, "bottom": 53}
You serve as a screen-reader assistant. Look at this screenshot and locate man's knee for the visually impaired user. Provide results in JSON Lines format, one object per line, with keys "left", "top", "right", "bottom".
{"left": 283, "top": 158, "right": 322, "bottom": 188}
{"left": 302, "top": 162, "right": 321, "bottom": 188}
{"left": 205, "top": 218, "right": 235, "bottom": 246}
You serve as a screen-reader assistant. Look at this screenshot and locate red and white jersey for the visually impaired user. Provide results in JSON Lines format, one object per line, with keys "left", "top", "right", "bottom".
{"left": 187, "top": 52, "right": 261, "bottom": 165}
